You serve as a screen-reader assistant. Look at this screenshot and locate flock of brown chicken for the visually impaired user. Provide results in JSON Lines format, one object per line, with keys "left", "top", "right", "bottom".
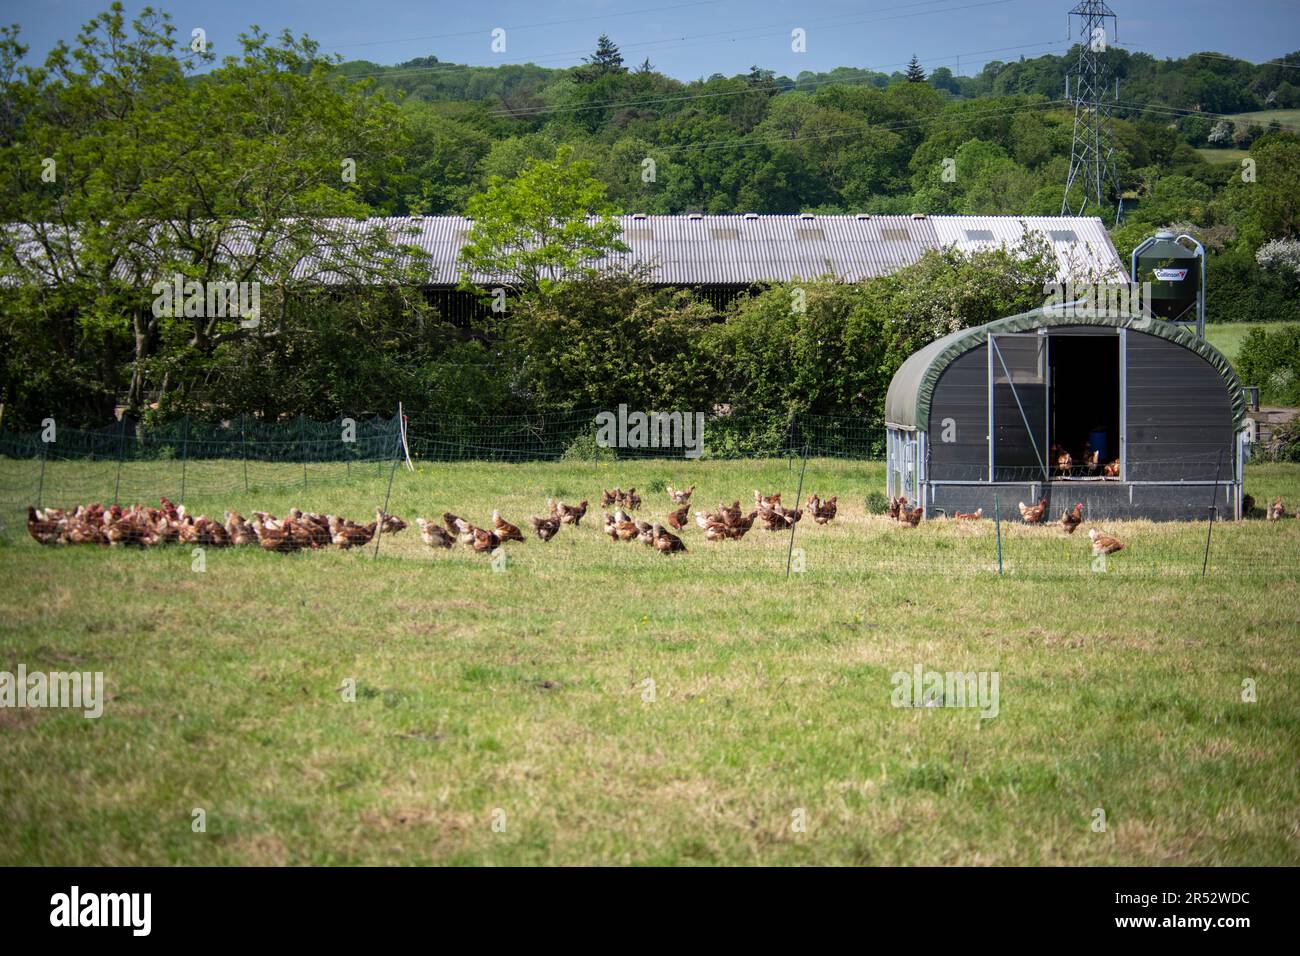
{"left": 1016, "top": 496, "right": 1125, "bottom": 556}
{"left": 1246, "top": 494, "right": 1292, "bottom": 523}
{"left": 1051, "top": 445, "right": 1121, "bottom": 479}
{"left": 886, "top": 494, "right": 1123, "bottom": 555}
{"left": 596, "top": 485, "right": 838, "bottom": 553}
{"left": 418, "top": 499, "right": 588, "bottom": 552}
{"left": 25, "top": 490, "right": 1292, "bottom": 560}
{"left": 25, "top": 499, "right": 407, "bottom": 551}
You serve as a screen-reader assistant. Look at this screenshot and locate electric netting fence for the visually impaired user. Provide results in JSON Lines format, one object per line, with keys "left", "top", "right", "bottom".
{"left": 0, "top": 408, "right": 1295, "bottom": 580}
{"left": 403, "top": 407, "right": 887, "bottom": 462}
{"left": 0, "top": 413, "right": 403, "bottom": 533}
{"left": 0, "top": 407, "right": 884, "bottom": 531}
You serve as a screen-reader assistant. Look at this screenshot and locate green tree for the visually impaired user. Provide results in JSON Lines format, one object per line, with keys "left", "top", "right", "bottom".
{"left": 459, "top": 146, "right": 628, "bottom": 296}
{"left": 577, "top": 34, "right": 625, "bottom": 82}
{"left": 0, "top": 5, "right": 421, "bottom": 421}
{"left": 905, "top": 55, "right": 927, "bottom": 83}
{"left": 1222, "top": 136, "right": 1300, "bottom": 244}
{"left": 505, "top": 276, "right": 716, "bottom": 413}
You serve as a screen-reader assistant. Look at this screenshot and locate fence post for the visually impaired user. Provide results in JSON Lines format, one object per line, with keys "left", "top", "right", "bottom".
{"left": 994, "top": 494, "right": 1003, "bottom": 576}
{"left": 180, "top": 415, "right": 190, "bottom": 505}
{"left": 1202, "top": 449, "right": 1224, "bottom": 577}
{"left": 113, "top": 415, "right": 127, "bottom": 506}
{"left": 241, "top": 413, "right": 250, "bottom": 494}
{"left": 372, "top": 412, "right": 403, "bottom": 560}
{"left": 36, "top": 434, "right": 48, "bottom": 508}
{"left": 785, "top": 444, "right": 809, "bottom": 579}
{"left": 300, "top": 414, "right": 308, "bottom": 487}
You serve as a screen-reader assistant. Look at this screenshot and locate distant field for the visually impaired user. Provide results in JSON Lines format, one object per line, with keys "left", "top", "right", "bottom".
{"left": 1193, "top": 110, "right": 1300, "bottom": 165}
{"left": 1225, "top": 108, "right": 1300, "bottom": 130}
{"left": 1195, "top": 147, "right": 1250, "bottom": 165}
{"left": 1206, "top": 321, "right": 1296, "bottom": 363}
{"left": 1, "top": 457, "right": 1299, "bottom": 865}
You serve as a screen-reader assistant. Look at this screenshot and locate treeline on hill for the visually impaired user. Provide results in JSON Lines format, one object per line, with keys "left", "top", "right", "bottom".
{"left": 1, "top": 5, "right": 1299, "bottom": 434}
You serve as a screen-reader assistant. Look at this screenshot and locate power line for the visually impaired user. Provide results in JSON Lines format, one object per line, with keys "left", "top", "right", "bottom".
{"left": 1110, "top": 42, "right": 1300, "bottom": 73}
{"left": 1113, "top": 99, "right": 1300, "bottom": 131}
{"left": 485, "top": 39, "right": 1069, "bottom": 119}
{"left": 651, "top": 97, "right": 1069, "bottom": 156}
{"left": 335, "top": 0, "right": 1021, "bottom": 84}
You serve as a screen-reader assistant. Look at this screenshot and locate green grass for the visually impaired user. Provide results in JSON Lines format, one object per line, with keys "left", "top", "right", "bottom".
{"left": 2, "top": 457, "right": 1299, "bottom": 865}
{"left": 1194, "top": 110, "right": 1300, "bottom": 165}
{"left": 1225, "top": 108, "right": 1300, "bottom": 130}
{"left": 1195, "top": 147, "right": 1250, "bottom": 165}
{"left": 1205, "top": 321, "right": 1296, "bottom": 364}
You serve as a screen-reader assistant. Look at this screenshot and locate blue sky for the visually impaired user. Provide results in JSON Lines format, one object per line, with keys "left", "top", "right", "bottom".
{"left": 3, "top": 0, "right": 1297, "bottom": 79}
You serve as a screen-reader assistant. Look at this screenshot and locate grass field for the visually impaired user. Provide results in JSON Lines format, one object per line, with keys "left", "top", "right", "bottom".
{"left": 1225, "top": 108, "right": 1300, "bottom": 130}
{"left": 2, "top": 457, "right": 1299, "bottom": 865}
{"left": 1193, "top": 109, "right": 1300, "bottom": 165}
{"left": 1205, "top": 321, "right": 1296, "bottom": 364}
{"left": 1195, "top": 147, "right": 1250, "bottom": 165}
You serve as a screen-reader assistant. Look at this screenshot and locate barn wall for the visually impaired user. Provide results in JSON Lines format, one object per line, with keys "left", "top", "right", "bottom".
{"left": 925, "top": 481, "right": 1236, "bottom": 522}
{"left": 1125, "top": 333, "right": 1235, "bottom": 481}
{"left": 425, "top": 287, "right": 493, "bottom": 326}
{"left": 926, "top": 344, "right": 989, "bottom": 481}
{"left": 991, "top": 335, "right": 1048, "bottom": 480}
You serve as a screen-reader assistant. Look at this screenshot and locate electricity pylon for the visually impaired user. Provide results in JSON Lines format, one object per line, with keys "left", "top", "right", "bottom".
{"left": 1062, "top": 1, "right": 1124, "bottom": 223}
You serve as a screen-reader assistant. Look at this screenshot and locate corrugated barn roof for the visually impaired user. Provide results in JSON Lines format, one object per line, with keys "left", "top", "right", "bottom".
{"left": 5, "top": 214, "right": 1125, "bottom": 287}
{"left": 388, "top": 213, "right": 1124, "bottom": 285}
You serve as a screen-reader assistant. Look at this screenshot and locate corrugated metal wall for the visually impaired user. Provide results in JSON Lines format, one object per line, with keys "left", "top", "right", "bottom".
{"left": 990, "top": 334, "right": 1050, "bottom": 482}
{"left": 926, "top": 344, "right": 989, "bottom": 482}
{"left": 1126, "top": 333, "right": 1235, "bottom": 481}
{"left": 920, "top": 325, "right": 1237, "bottom": 491}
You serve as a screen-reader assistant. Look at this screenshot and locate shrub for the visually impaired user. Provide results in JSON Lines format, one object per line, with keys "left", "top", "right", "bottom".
{"left": 865, "top": 490, "right": 890, "bottom": 514}
{"left": 560, "top": 432, "right": 617, "bottom": 462}
{"left": 1206, "top": 250, "right": 1300, "bottom": 324}
{"left": 1264, "top": 420, "right": 1300, "bottom": 463}
{"left": 1255, "top": 239, "right": 1300, "bottom": 292}
{"left": 1236, "top": 324, "right": 1300, "bottom": 406}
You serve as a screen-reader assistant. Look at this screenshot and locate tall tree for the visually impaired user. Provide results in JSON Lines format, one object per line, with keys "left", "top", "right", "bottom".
{"left": 906, "top": 55, "right": 927, "bottom": 83}
{"left": 459, "top": 146, "right": 629, "bottom": 297}
{"left": 0, "top": 4, "right": 426, "bottom": 420}
{"left": 579, "top": 34, "right": 624, "bottom": 80}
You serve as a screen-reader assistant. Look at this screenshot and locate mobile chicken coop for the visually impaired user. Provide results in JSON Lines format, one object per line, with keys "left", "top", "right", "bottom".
{"left": 883, "top": 309, "right": 1247, "bottom": 521}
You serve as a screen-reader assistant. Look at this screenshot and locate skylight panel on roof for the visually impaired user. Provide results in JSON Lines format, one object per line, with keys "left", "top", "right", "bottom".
{"left": 964, "top": 229, "right": 995, "bottom": 241}
{"left": 881, "top": 228, "right": 911, "bottom": 242}
{"left": 624, "top": 229, "right": 654, "bottom": 241}
{"left": 794, "top": 228, "right": 825, "bottom": 241}
{"left": 1048, "top": 229, "right": 1079, "bottom": 242}
{"left": 710, "top": 228, "right": 740, "bottom": 241}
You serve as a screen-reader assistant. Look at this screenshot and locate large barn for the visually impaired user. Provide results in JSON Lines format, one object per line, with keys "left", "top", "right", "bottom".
{"left": 5, "top": 214, "right": 1125, "bottom": 321}
{"left": 884, "top": 308, "right": 1246, "bottom": 522}
{"left": 400, "top": 213, "right": 1125, "bottom": 320}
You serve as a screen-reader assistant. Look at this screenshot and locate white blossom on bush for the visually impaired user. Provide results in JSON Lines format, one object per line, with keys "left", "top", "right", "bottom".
{"left": 1255, "top": 239, "right": 1300, "bottom": 286}
{"left": 1207, "top": 120, "right": 1235, "bottom": 146}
